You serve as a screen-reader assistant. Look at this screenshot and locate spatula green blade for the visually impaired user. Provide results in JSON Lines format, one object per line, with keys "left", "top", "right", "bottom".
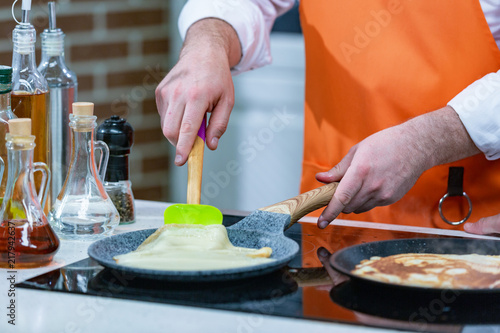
{"left": 164, "top": 204, "right": 223, "bottom": 225}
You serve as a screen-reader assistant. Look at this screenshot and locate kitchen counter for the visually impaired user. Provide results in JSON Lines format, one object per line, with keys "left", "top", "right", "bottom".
{"left": 0, "top": 200, "right": 498, "bottom": 333}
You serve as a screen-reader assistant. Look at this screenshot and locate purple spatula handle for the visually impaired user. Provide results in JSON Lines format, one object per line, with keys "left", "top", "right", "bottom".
{"left": 197, "top": 115, "right": 206, "bottom": 141}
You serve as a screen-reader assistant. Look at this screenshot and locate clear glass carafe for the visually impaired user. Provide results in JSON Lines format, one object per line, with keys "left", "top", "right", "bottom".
{"left": 49, "top": 102, "right": 120, "bottom": 240}
{"left": 0, "top": 119, "right": 58, "bottom": 269}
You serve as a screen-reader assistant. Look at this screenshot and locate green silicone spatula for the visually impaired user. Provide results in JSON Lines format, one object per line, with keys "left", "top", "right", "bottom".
{"left": 164, "top": 116, "right": 223, "bottom": 225}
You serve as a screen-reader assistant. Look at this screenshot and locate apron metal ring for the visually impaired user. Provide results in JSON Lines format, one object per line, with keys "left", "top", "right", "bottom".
{"left": 438, "top": 192, "right": 472, "bottom": 226}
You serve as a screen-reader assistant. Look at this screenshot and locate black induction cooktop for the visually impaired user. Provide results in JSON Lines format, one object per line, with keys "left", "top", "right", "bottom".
{"left": 17, "top": 215, "right": 500, "bottom": 333}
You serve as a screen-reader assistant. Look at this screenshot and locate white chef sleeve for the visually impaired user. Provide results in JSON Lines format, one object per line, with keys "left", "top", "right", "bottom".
{"left": 178, "top": 0, "right": 295, "bottom": 75}
{"left": 448, "top": 70, "right": 500, "bottom": 160}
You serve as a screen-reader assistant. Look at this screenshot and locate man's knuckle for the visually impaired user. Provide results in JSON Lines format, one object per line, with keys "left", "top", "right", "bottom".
{"left": 180, "top": 120, "right": 195, "bottom": 134}
{"left": 162, "top": 125, "right": 175, "bottom": 139}
{"left": 187, "top": 88, "right": 203, "bottom": 101}
{"left": 337, "top": 191, "right": 353, "bottom": 206}
{"left": 378, "top": 190, "right": 393, "bottom": 205}
{"left": 155, "top": 85, "right": 162, "bottom": 97}
{"left": 332, "top": 164, "right": 343, "bottom": 174}
{"left": 224, "top": 94, "right": 235, "bottom": 108}
{"left": 355, "top": 164, "right": 371, "bottom": 177}
{"left": 213, "top": 122, "right": 228, "bottom": 136}
{"left": 342, "top": 206, "right": 354, "bottom": 214}
{"left": 171, "top": 86, "right": 184, "bottom": 100}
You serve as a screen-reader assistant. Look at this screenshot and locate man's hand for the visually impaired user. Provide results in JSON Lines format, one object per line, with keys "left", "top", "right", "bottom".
{"left": 315, "top": 124, "right": 427, "bottom": 228}
{"left": 464, "top": 215, "right": 500, "bottom": 235}
{"left": 155, "top": 19, "right": 242, "bottom": 166}
{"left": 315, "top": 106, "right": 481, "bottom": 229}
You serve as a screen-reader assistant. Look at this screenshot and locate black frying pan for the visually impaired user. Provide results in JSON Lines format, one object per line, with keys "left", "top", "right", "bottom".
{"left": 88, "top": 182, "right": 338, "bottom": 281}
{"left": 330, "top": 237, "right": 500, "bottom": 293}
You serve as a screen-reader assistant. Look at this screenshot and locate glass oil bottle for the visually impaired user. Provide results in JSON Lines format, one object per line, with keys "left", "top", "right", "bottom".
{"left": 0, "top": 66, "right": 16, "bottom": 198}
{"left": 49, "top": 102, "right": 120, "bottom": 240}
{"left": 11, "top": 1, "right": 50, "bottom": 207}
{"left": 38, "top": 2, "right": 78, "bottom": 206}
{"left": 0, "top": 118, "right": 58, "bottom": 269}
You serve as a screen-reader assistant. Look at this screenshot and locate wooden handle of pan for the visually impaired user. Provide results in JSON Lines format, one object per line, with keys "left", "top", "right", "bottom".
{"left": 259, "top": 182, "right": 339, "bottom": 225}
{"left": 187, "top": 135, "right": 204, "bottom": 205}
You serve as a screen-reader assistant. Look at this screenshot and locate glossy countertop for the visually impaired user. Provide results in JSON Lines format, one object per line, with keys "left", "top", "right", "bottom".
{"left": 0, "top": 200, "right": 498, "bottom": 333}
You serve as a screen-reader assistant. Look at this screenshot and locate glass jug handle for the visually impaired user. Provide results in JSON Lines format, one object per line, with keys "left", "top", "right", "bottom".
{"left": 0, "top": 157, "right": 4, "bottom": 186}
{"left": 94, "top": 140, "right": 109, "bottom": 182}
{"left": 33, "top": 162, "right": 51, "bottom": 209}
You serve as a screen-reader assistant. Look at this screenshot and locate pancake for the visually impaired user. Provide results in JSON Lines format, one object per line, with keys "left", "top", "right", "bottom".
{"left": 351, "top": 253, "right": 500, "bottom": 289}
{"left": 114, "top": 224, "right": 273, "bottom": 271}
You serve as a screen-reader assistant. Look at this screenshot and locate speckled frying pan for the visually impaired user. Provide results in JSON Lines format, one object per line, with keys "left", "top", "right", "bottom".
{"left": 88, "top": 182, "right": 338, "bottom": 281}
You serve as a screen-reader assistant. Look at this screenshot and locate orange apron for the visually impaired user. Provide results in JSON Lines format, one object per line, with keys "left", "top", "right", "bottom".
{"left": 300, "top": 0, "right": 500, "bottom": 229}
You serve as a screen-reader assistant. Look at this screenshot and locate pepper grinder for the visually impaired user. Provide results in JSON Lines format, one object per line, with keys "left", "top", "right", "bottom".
{"left": 96, "top": 115, "right": 135, "bottom": 224}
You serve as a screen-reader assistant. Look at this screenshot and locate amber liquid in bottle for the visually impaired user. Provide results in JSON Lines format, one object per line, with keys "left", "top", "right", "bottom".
{"left": 0, "top": 219, "right": 59, "bottom": 268}
{"left": 11, "top": 91, "right": 50, "bottom": 211}
{"left": 11, "top": 91, "right": 49, "bottom": 166}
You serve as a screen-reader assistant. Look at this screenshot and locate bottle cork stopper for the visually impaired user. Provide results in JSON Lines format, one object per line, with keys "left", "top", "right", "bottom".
{"left": 8, "top": 118, "right": 31, "bottom": 136}
{"left": 73, "top": 102, "right": 94, "bottom": 116}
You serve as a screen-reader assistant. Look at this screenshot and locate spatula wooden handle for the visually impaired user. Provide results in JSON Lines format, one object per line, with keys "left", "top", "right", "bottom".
{"left": 260, "top": 182, "right": 339, "bottom": 225}
{"left": 187, "top": 135, "right": 204, "bottom": 205}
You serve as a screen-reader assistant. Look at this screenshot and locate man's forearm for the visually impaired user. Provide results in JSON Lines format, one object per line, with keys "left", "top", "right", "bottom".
{"left": 404, "top": 106, "right": 481, "bottom": 170}
{"left": 181, "top": 18, "right": 242, "bottom": 68}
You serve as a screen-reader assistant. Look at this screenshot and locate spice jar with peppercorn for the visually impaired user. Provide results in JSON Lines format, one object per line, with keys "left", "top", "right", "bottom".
{"left": 96, "top": 115, "right": 135, "bottom": 224}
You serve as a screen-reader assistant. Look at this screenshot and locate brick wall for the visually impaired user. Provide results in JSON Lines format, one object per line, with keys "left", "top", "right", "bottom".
{"left": 0, "top": 0, "right": 173, "bottom": 201}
